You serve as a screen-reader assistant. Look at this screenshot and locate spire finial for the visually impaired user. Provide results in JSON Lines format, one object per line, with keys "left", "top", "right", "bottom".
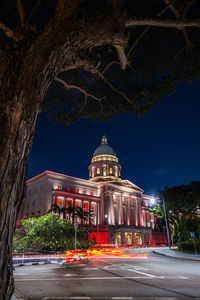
{"left": 102, "top": 136, "right": 107, "bottom": 144}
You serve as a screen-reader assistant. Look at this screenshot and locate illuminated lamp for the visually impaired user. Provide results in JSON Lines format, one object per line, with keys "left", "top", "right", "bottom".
{"left": 150, "top": 197, "right": 156, "bottom": 205}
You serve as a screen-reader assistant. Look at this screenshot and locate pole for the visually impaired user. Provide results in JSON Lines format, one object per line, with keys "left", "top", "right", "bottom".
{"left": 75, "top": 226, "right": 77, "bottom": 251}
{"left": 163, "top": 197, "right": 171, "bottom": 249}
{"left": 193, "top": 238, "right": 197, "bottom": 255}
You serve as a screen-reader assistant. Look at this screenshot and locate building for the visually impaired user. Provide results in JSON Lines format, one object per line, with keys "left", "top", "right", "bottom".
{"left": 19, "top": 136, "right": 167, "bottom": 246}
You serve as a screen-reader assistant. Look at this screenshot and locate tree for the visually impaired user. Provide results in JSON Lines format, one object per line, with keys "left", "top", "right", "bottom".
{"left": 48, "top": 200, "right": 95, "bottom": 225}
{"left": 0, "top": 1, "right": 200, "bottom": 298}
{"left": 158, "top": 181, "right": 200, "bottom": 242}
{"left": 13, "top": 214, "right": 92, "bottom": 252}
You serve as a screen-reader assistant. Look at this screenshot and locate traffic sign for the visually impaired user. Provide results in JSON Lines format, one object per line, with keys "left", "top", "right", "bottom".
{"left": 190, "top": 232, "right": 195, "bottom": 238}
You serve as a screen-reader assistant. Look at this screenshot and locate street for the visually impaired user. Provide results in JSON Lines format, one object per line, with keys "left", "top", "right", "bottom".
{"left": 14, "top": 248, "right": 200, "bottom": 299}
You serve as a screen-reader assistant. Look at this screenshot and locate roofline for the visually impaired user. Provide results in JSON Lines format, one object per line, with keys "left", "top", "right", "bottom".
{"left": 26, "top": 170, "right": 98, "bottom": 186}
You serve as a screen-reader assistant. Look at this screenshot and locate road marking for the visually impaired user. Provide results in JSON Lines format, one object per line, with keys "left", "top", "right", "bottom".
{"left": 122, "top": 268, "right": 156, "bottom": 277}
{"left": 127, "top": 265, "right": 149, "bottom": 271}
{"left": 82, "top": 267, "right": 99, "bottom": 270}
{"left": 15, "top": 275, "right": 189, "bottom": 282}
{"left": 101, "top": 261, "right": 156, "bottom": 278}
{"left": 112, "top": 297, "right": 133, "bottom": 300}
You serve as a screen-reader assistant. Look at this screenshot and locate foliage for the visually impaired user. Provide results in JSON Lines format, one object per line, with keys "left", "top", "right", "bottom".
{"left": 152, "top": 182, "right": 200, "bottom": 243}
{"left": 1, "top": 1, "right": 200, "bottom": 125}
{"left": 13, "top": 214, "right": 93, "bottom": 253}
{"left": 48, "top": 201, "right": 95, "bottom": 224}
{"left": 178, "top": 241, "right": 200, "bottom": 254}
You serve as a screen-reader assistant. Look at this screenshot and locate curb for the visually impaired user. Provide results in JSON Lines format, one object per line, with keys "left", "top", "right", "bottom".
{"left": 14, "top": 260, "right": 64, "bottom": 267}
{"left": 153, "top": 250, "right": 200, "bottom": 261}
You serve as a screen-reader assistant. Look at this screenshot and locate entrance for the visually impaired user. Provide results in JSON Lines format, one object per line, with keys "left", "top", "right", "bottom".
{"left": 125, "top": 232, "right": 132, "bottom": 245}
{"left": 115, "top": 232, "right": 122, "bottom": 246}
{"left": 135, "top": 232, "right": 142, "bottom": 245}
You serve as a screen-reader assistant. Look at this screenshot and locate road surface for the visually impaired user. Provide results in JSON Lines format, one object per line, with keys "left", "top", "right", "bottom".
{"left": 14, "top": 248, "right": 200, "bottom": 299}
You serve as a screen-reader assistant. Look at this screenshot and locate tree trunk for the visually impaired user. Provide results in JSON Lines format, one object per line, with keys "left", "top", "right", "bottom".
{"left": 0, "top": 84, "right": 41, "bottom": 299}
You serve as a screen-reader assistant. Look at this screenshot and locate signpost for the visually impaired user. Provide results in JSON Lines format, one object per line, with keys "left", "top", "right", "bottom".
{"left": 190, "top": 232, "right": 197, "bottom": 255}
{"left": 74, "top": 223, "right": 79, "bottom": 251}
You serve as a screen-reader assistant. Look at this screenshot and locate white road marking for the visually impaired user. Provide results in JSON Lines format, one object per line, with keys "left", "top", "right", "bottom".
{"left": 82, "top": 267, "right": 99, "bottom": 270}
{"left": 128, "top": 265, "right": 149, "bottom": 271}
{"left": 150, "top": 258, "right": 168, "bottom": 262}
{"left": 101, "top": 261, "right": 156, "bottom": 278}
{"left": 122, "top": 268, "right": 156, "bottom": 278}
{"left": 15, "top": 276, "right": 188, "bottom": 282}
{"left": 112, "top": 297, "right": 133, "bottom": 300}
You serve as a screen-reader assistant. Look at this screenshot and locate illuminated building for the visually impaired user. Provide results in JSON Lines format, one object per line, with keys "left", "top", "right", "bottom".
{"left": 20, "top": 136, "right": 167, "bottom": 246}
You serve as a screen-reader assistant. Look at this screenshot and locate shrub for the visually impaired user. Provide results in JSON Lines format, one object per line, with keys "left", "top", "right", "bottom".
{"left": 178, "top": 241, "right": 200, "bottom": 254}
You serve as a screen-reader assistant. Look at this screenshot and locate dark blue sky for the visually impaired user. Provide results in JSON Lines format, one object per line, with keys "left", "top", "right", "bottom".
{"left": 28, "top": 80, "right": 200, "bottom": 196}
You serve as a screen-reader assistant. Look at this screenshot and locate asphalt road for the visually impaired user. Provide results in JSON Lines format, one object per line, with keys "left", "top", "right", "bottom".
{"left": 14, "top": 248, "right": 200, "bottom": 300}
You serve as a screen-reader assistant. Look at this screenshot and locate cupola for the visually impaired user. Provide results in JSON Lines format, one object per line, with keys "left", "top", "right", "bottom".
{"left": 89, "top": 136, "right": 121, "bottom": 182}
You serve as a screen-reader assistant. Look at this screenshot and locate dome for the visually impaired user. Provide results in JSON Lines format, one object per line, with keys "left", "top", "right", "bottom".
{"left": 93, "top": 136, "right": 116, "bottom": 157}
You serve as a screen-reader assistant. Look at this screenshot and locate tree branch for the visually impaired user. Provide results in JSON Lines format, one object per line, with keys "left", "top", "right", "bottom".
{"left": 163, "top": 0, "right": 180, "bottom": 18}
{"left": 182, "top": 0, "right": 197, "bottom": 18}
{"left": 125, "top": 18, "right": 200, "bottom": 29}
{"left": 114, "top": 45, "right": 128, "bottom": 70}
{"left": 96, "top": 70, "right": 137, "bottom": 109}
{"left": 17, "top": 0, "right": 25, "bottom": 28}
{"left": 61, "top": 57, "right": 101, "bottom": 74}
{"left": 0, "top": 21, "right": 24, "bottom": 41}
{"left": 26, "top": 0, "right": 42, "bottom": 26}
{"left": 163, "top": 1, "right": 193, "bottom": 48}
{"left": 54, "top": 76, "right": 104, "bottom": 114}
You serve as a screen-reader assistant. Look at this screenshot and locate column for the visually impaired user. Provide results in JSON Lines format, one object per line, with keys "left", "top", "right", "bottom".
{"left": 127, "top": 197, "right": 130, "bottom": 225}
{"left": 119, "top": 194, "right": 123, "bottom": 225}
{"left": 135, "top": 199, "right": 138, "bottom": 226}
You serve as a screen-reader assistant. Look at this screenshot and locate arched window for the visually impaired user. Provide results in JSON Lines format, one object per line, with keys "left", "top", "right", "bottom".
{"left": 97, "top": 167, "right": 100, "bottom": 174}
{"left": 109, "top": 167, "right": 113, "bottom": 174}
{"left": 118, "top": 169, "right": 121, "bottom": 177}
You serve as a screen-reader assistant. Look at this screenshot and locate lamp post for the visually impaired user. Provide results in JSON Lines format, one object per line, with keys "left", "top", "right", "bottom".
{"left": 162, "top": 197, "right": 171, "bottom": 249}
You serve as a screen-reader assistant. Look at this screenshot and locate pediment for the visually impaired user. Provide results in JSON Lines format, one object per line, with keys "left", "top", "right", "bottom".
{"left": 121, "top": 179, "right": 144, "bottom": 192}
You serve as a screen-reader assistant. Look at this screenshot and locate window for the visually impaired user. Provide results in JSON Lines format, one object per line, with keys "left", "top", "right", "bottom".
{"left": 66, "top": 198, "right": 73, "bottom": 207}
{"left": 97, "top": 168, "right": 100, "bottom": 174}
{"left": 67, "top": 186, "right": 70, "bottom": 192}
{"left": 90, "top": 191, "right": 93, "bottom": 196}
{"left": 57, "top": 184, "right": 62, "bottom": 190}
{"left": 118, "top": 170, "right": 121, "bottom": 176}
{"left": 109, "top": 167, "right": 113, "bottom": 174}
{"left": 83, "top": 190, "right": 86, "bottom": 194}
{"left": 83, "top": 201, "right": 89, "bottom": 212}
{"left": 75, "top": 188, "right": 79, "bottom": 193}
{"left": 57, "top": 198, "right": 61, "bottom": 205}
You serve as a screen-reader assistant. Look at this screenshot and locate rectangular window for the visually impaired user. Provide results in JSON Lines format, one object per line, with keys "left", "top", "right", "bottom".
{"left": 75, "top": 188, "right": 79, "bottom": 193}
{"left": 83, "top": 201, "right": 89, "bottom": 212}
{"left": 83, "top": 190, "right": 86, "bottom": 194}
{"left": 57, "top": 185, "right": 62, "bottom": 190}
{"left": 57, "top": 198, "right": 61, "bottom": 205}
{"left": 90, "top": 191, "right": 93, "bottom": 196}
{"left": 67, "top": 186, "right": 70, "bottom": 192}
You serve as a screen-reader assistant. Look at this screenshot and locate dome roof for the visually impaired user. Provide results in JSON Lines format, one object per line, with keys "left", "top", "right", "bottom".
{"left": 93, "top": 136, "right": 116, "bottom": 157}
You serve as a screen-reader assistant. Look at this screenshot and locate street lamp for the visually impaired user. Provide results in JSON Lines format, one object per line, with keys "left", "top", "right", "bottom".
{"left": 162, "top": 197, "right": 171, "bottom": 249}
{"left": 150, "top": 197, "right": 156, "bottom": 205}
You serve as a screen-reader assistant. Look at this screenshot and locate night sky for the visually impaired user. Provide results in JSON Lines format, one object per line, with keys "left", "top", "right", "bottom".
{"left": 28, "top": 80, "right": 200, "bottom": 196}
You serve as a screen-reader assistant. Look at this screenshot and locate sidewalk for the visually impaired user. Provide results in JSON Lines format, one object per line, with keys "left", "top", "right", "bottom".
{"left": 153, "top": 247, "right": 200, "bottom": 261}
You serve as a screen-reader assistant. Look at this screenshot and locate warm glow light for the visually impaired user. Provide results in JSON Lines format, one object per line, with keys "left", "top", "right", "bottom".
{"left": 65, "top": 247, "right": 148, "bottom": 263}
{"left": 150, "top": 197, "right": 156, "bottom": 205}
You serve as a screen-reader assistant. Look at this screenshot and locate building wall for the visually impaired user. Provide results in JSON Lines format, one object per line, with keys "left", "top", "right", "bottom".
{"left": 19, "top": 170, "right": 166, "bottom": 246}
